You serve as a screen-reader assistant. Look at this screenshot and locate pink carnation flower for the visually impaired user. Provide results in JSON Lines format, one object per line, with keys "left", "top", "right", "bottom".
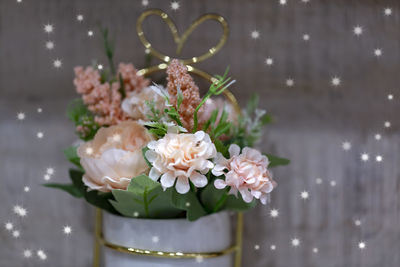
{"left": 212, "top": 144, "right": 276, "bottom": 204}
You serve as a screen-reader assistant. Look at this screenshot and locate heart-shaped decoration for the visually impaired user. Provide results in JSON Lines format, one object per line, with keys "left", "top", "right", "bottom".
{"left": 136, "top": 9, "right": 229, "bottom": 65}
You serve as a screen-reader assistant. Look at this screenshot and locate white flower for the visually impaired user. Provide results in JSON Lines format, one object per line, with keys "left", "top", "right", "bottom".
{"left": 77, "top": 121, "right": 153, "bottom": 192}
{"left": 145, "top": 131, "right": 216, "bottom": 194}
{"left": 122, "top": 86, "right": 166, "bottom": 120}
{"left": 212, "top": 144, "right": 276, "bottom": 204}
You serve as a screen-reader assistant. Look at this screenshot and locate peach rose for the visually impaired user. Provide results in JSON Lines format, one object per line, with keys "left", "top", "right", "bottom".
{"left": 77, "top": 121, "right": 153, "bottom": 192}
{"left": 121, "top": 86, "right": 166, "bottom": 120}
{"left": 212, "top": 144, "right": 276, "bottom": 204}
{"left": 145, "top": 131, "right": 217, "bottom": 194}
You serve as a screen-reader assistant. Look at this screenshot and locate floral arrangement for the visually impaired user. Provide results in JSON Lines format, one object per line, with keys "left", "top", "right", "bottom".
{"left": 46, "top": 32, "right": 289, "bottom": 221}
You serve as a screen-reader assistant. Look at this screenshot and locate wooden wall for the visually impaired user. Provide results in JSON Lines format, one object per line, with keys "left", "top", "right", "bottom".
{"left": 1, "top": 0, "right": 399, "bottom": 266}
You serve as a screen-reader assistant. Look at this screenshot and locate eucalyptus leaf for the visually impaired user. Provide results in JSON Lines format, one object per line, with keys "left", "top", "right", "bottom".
{"left": 200, "top": 182, "right": 226, "bottom": 213}
{"left": 223, "top": 194, "right": 256, "bottom": 211}
{"left": 63, "top": 146, "right": 82, "bottom": 169}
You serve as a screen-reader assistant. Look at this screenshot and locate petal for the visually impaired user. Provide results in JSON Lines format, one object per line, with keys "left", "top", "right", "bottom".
{"left": 229, "top": 144, "right": 241, "bottom": 157}
{"left": 145, "top": 150, "right": 157, "bottom": 163}
{"left": 260, "top": 194, "right": 268, "bottom": 205}
{"left": 82, "top": 175, "right": 105, "bottom": 191}
{"left": 149, "top": 167, "right": 161, "bottom": 181}
{"left": 190, "top": 172, "right": 208, "bottom": 188}
{"left": 239, "top": 188, "right": 253, "bottom": 203}
{"left": 214, "top": 179, "right": 227, "bottom": 189}
{"left": 194, "top": 130, "right": 205, "bottom": 141}
{"left": 175, "top": 176, "right": 190, "bottom": 194}
{"left": 251, "top": 190, "right": 262, "bottom": 199}
{"left": 160, "top": 172, "right": 176, "bottom": 188}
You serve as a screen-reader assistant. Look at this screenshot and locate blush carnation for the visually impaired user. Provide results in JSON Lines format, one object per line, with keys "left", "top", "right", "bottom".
{"left": 212, "top": 144, "right": 276, "bottom": 204}
{"left": 145, "top": 131, "right": 217, "bottom": 194}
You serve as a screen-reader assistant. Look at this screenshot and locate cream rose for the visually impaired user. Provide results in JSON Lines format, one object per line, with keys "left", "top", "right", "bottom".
{"left": 145, "top": 131, "right": 217, "bottom": 194}
{"left": 212, "top": 144, "right": 276, "bottom": 204}
{"left": 121, "top": 86, "right": 166, "bottom": 120}
{"left": 77, "top": 121, "right": 153, "bottom": 192}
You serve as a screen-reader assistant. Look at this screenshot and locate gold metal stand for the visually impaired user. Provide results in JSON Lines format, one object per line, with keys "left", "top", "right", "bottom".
{"left": 92, "top": 8, "right": 243, "bottom": 267}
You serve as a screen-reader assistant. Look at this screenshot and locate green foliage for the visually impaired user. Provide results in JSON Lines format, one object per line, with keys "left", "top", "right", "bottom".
{"left": 110, "top": 175, "right": 182, "bottom": 218}
{"left": 63, "top": 146, "right": 82, "bottom": 169}
{"left": 43, "top": 183, "right": 83, "bottom": 198}
{"left": 223, "top": 194, "right": 256, "bottom": 211}
{"left": 100, "top": 27, "right": 116, "bottom": 75}
{"left": 229, "top": 94, "right": 272, "bottom": 148}
{"left": 193, "top": 67, "right": 236, "bottom": 132}
{"left": 200, "top": 182, "right": 226, "bottom": 213}
{"left": 171, "top": 188, "right": 207, "bottom": 221}
{"left": 44, "top": 169, "right": 118, "bottom": 214}
{"left": 265, "top": 154, "right": 290, "bottom": 167}
{"left": 67, "top": 99, "right": 99, "bottom": 141}
{"left": 142, "top": 121, "right": 168, "bottom": 137}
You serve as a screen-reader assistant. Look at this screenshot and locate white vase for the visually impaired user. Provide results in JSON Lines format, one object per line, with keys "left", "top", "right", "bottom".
{"left": 102, "top": 211, "right": 233, "bottom": 267}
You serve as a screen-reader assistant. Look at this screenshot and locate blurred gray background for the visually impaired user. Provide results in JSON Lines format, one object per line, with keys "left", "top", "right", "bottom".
{"left": 1, "top": 0, "right": 400, "bottom": 266}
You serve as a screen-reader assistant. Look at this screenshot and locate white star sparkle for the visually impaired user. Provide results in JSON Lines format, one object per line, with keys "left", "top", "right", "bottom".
{"left": 303, "top": 34, "right": 310, "bottom": 41}
{"left": 77, "top": 14, "right": 84, "bottom": 21}
{"left": 353, "top": 26, "right": 363, "bottom": 36}
{"left": 37, "top": 132, "right": 44, "bottom": 139}
{"left": 286, "top": 79, "right": 294, "bottom": 87}
{"left": 17, "top": 112, "right": 25, "bottom": 120}
{"left": 300, "top": 191, "right": 309, "bottom": 200}
{"left": 88, "top": 30, "right": 94, "bottom": 37}
{"left": 170, "top": 1, "right": 180, "bottom": 10}
{"left": 330, "top": 180, "right": 337, "bottom": 187}
{"left": 45, "top": 41, "right": 54, "bottom": 50}
{"left": 13, "top": 230, "right": 20, "bottom": 238}
{"left": 374, "top": 49, "right": 382, "bottom": 57}
{"left": 44, "top": 174, "right": 51, "bottom": 181}
{"left": 375, "top": 134, "right": 382, "bottom": 140}
{"left": 17, "top": 0, "right": 22, "bottom": 3}
{"left": 301, "top": 0, "right": 310, "bottom": 3}
{"left": 331, "top": 76, "right": 341, "bottom": 86}
{"left": 37, "top": 107, "right": 43, "bottom": 113}
{"left": 24, "top": 186, "right": 30, "bottom": 192}
{"left": 375, "top": 155, "right": 383, "bottom": 162}
{"left": 53, "top": 59, "right": 62, "bottom": 68}
{"left": 251, "top": 30, "right": 260, "bottom": 39}
{"left": 354, "top": 219, "right": 361, "bottom": 226}
{"left": 270, "top": 244, "right": 276, "bottom": 250}
{"left": 270, "top": 209, "right": 279, "bottom": 218}
{"left": 265, "top": 57, "right": 274, "bottom": 66}
{"left": 46, "top": 167, "right": 55, "bottom": 175}
{"left": 342, "top": 141, "right": 351, "bottom": 151}
{"left": 316, "top": 178, "right": 323, "bottom": 184}
{"left": 44, "top": 24, "right": 54, "bottom": 33}
{"left": 254, "top": 244, "right": 260, "bottom": 250}
{"left": 387, "top": 94, "right": 393, "bottom": 100}
{"left": 63, "top": 225, "right": 72, "bottom": 235}
{"left": 97, "top": 64, "right": 103, "bottom": 70}
{"left": 291, "top": 238, "right": 300, "bottom": 247}
{"left": 152, "top": 236, "right": 159, "bottom": 243}
{"left": 384, "top": 8, "right": 392, "bottom": 16}
{"left": 384, "top": 121, "right": 391, "bottom": 128}
{"left": 312, "top": 247, "right": 319, "bottom": 253}
{"left": 358, "top": 241, "right": 366, "bottom": 250}
{"left": 37, "top": 250, "right": 47, "bottom": 260}
{"left": 133, "top": 211, "right": 139, "bottom": 217}
{"left": 142, "top": 0, "right": 149, "bottom": 6}
{"left": 361, "top": 153, "right": 369, "bottom": 162}
{"left": 13, "top": 205, "right": 27, "bottom": 217}
{"left": 23, "top": 249, "right": 32, "bottom": 258}
{"left": 5, "top": 222, "right": 13, "bottom": 231}
{"left": 279, "top": 0, "right": 287, "bottom": 5}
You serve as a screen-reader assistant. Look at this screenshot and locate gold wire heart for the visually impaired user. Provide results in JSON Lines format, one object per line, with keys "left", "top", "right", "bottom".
{"left": 136, "top": 9, "right": 229, "bottom": 65}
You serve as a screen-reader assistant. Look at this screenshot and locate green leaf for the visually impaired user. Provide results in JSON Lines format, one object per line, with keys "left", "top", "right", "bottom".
{"left": 260, "top": 114, "right": 272, "bottom": 125}
{"left": 43, "top": 183, "right": 83, "bottom": 198}
{"left": 66, "top": 99, "right": 99, "bottom": 141}
{"left": 246, "top": 94, "right": 259, "bottom": 115}
{"left": 171, "top": 189, "right": 207, "bottom": 221}
{"left": 69, "top": 169, "right": 86, "bottom": 193}
{"left": 142, "top": 147, "right": 152, "bottom": 168}
{"left": 223, "top": 194, "right": 256, "bottom": 211}
{"left": 200, "top": 182, "right": 226, "bottom": 213}
{"left": 111, "top": 175, "right": 182, "bottom": 218}
{"left": 63, "top": 146, "right": 82, "bottom": 169}
{"left": 265, "top": 154, "right": 290, "bottom": 167}
{"left": 85, "top": 190, "right": 118, "bottom": 215}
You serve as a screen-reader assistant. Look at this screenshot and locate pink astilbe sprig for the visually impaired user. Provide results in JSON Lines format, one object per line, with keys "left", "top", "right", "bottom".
{"left": 73, "top": 66, "right": 126, "bottom": 126}
{"left": 166, "top": 59, "right": 202, "bottom": 131}
{"left": 118, "top": 63, "right": 150, "bottom": 93}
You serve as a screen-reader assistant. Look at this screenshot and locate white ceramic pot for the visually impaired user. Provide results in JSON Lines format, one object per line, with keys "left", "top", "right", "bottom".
{"left": 102, "top": 211, "right": 233, "bottom": 267}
